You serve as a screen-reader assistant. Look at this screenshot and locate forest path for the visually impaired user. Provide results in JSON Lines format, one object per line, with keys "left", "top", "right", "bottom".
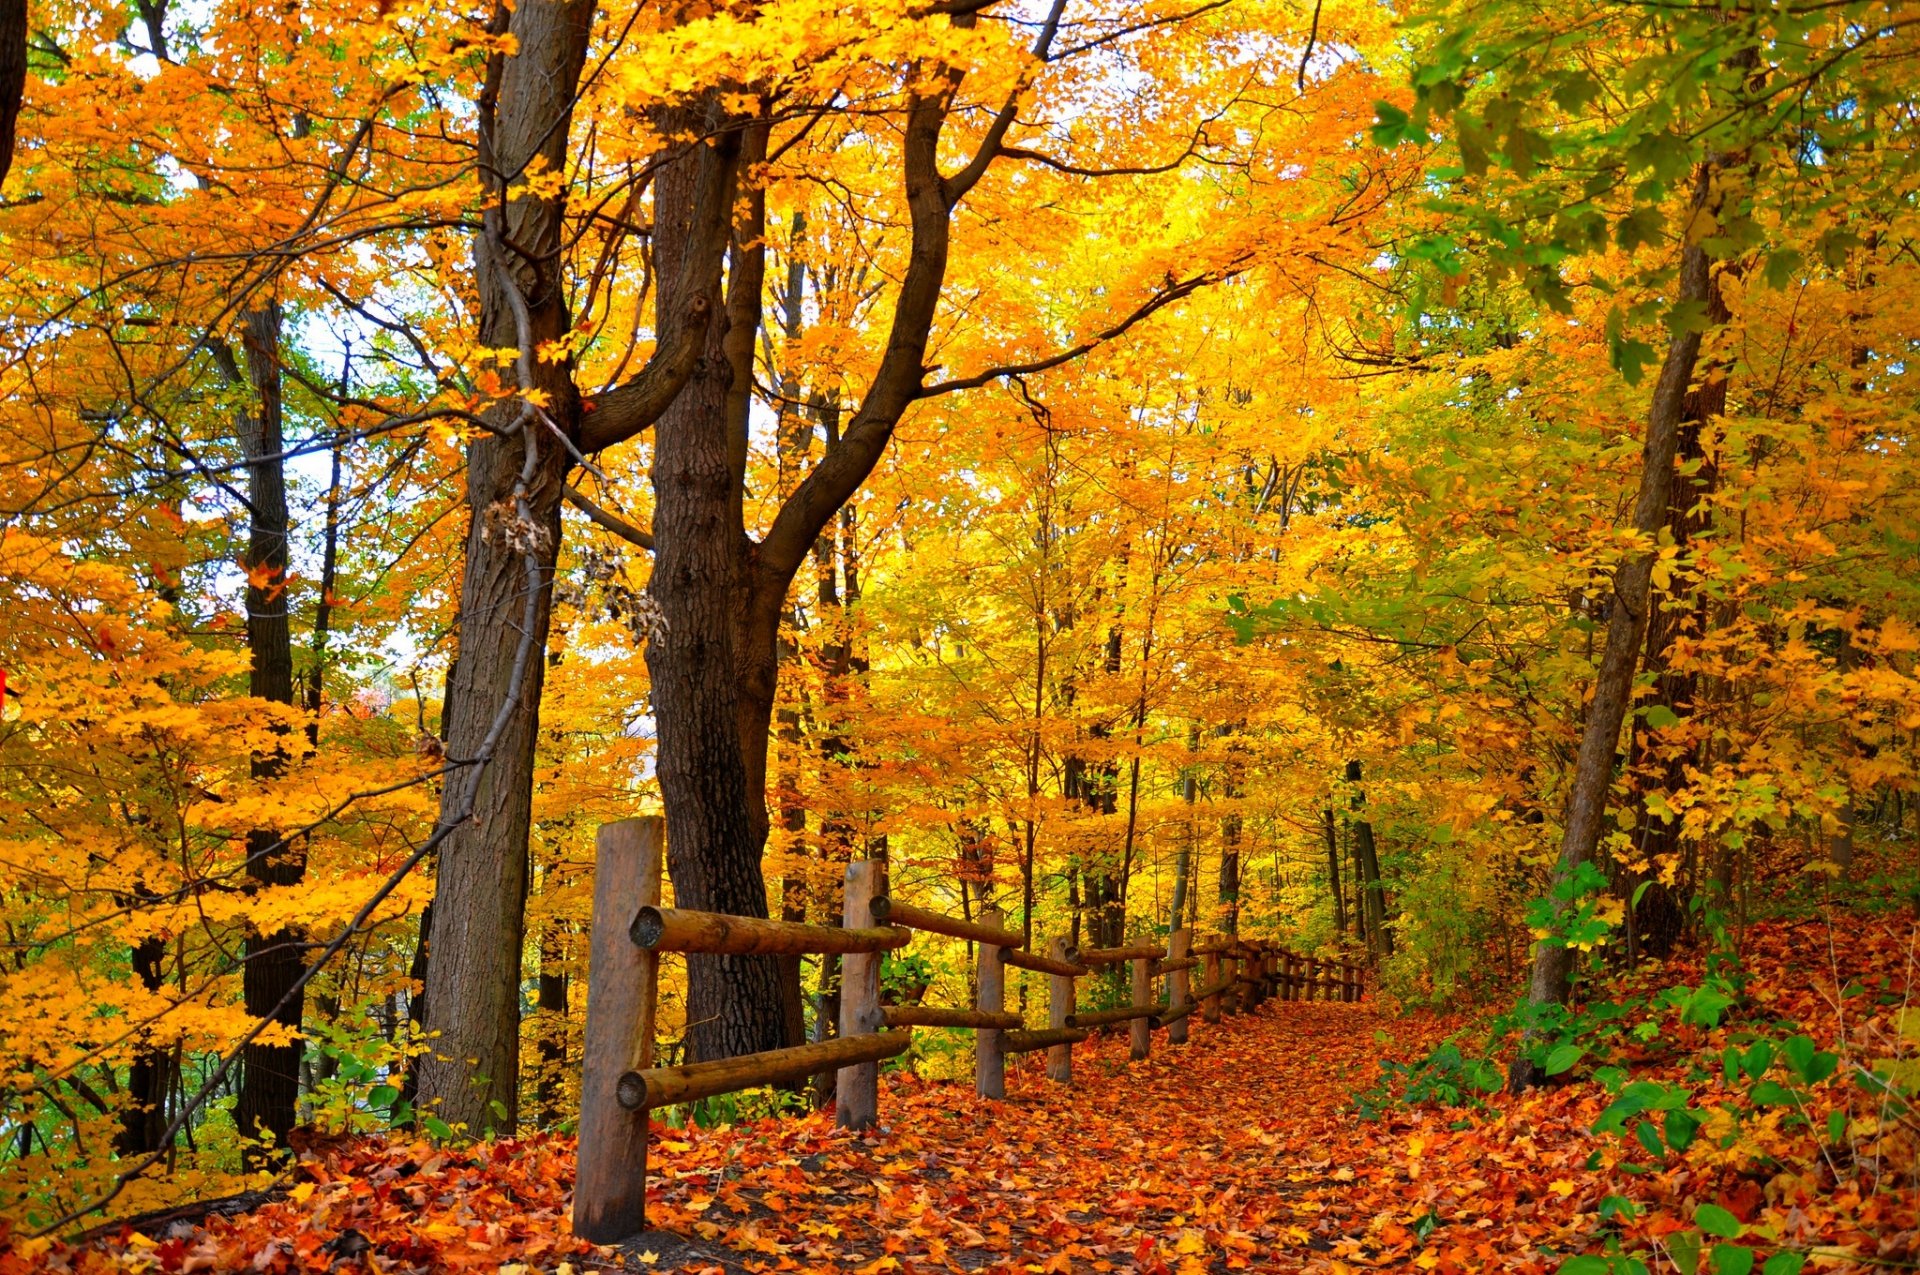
{"left": 629, "top": 999, "right": 1438, "bottom": 1274}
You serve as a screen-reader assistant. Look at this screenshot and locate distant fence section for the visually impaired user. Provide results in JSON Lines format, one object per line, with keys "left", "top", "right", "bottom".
{"left": 571, "top": 816, "right": 1366, "bottom": 1241}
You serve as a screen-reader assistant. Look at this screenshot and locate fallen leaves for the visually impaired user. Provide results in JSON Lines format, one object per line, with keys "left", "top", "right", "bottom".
{"left": 8, "top": 912, "right": 1913, "bottom": 1274}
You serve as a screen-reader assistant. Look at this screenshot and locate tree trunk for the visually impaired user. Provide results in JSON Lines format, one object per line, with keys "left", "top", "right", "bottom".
{"left": 0, "top": 0, "right": 24, "bottom": 186}
{"left": 646, "top": 102, "right": 785, "bottom": 1064}
{"left": 1170, "top": 728, "right": 1198, "bottom": 932}
{"left": 1218, "top": 728, "right": 1243, "bottom": 935}
{"left": 1323, "top": 806, "right": 1346, "bottom": 937}
{"left": 116, "top": 931, "right": 175, "bottom": 1157}
{"left": 534, "top": 918, "right": 568, "bottom": 1127}
{"left": 232, "top": 302, "right": 306, "bottom": 1164}
{"left": 1345, "top": 762, "right": 1392, "bottom": 961}
{"left": 1621, "top": 349, "right": 1727, "bottom": 960}
{"left": 415, "top": 0, "right": 593, "bottom": 1133}
{"left": 1512, "top": 171, "right": 1718, "bottom": 1090}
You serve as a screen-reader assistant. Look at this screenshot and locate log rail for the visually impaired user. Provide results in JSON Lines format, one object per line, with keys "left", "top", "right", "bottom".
{"left": 572, "top": 815, "right": 1368, "bottom": 1242}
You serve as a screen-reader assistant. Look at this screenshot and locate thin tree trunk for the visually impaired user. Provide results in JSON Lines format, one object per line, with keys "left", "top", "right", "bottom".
{"left": 1323, "top": 806, "right": 1346, "bottom": 937}
{"left": 1170, "top": 728, "right": 1198, "bottom": 933}
{"left": 1345, "top": 761, "right": 1392, "bottom": 961}
{"left": 1217, "top": 726, "right": 1242, "bottom": 935}
{"left": 230, "top": 302, "right": 306, "bottom": 1163}
{"left": 1512, "top": 170, "right": 1718, "bottom": 1090}
{"left": 534, "top": 916, "right": 567, "bottom": 1126}
{"left": 117, "top": 931, "right": 175, "bottom": 1157}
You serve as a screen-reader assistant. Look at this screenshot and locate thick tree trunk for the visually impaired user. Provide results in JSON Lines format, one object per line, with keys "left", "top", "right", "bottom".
{"left": 415, "top": 0, "right": 592, "bottom": 1133}
{"left": 0, "top": 0, "right": 23, "bottom": 187}
{"left": 1513, "top": 174, "right": 1717, "bottom": 1090}
{"left": 647, "top": 103, "right": 785, "bottom": 1064}
{"left": 231, "top": 302, "right": 306, "bottom": 1164}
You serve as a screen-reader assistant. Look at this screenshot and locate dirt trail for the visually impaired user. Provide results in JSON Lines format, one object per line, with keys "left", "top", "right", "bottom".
{"left": 630, "top": 1000, "right": 1428, "bottom": 1273}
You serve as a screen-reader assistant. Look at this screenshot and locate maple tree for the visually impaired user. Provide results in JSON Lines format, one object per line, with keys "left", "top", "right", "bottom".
{"left": 0, "top": 0, "right": 1916, "bottom": 1268}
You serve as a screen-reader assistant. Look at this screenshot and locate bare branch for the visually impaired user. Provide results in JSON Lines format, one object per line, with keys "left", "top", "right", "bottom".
{"left": 564, "top": 482, "right": 653, "bottom": 551}
{"left": 918, "top": 265, "right": 1234, "bottom": 397}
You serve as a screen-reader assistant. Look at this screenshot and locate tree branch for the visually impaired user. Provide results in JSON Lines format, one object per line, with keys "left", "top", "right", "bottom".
{"left": 579, "top": 122, "right": 743, "bottom": 453}
{"left": 564, "top": 483, "right": 653, "bottom": 551}
{"left": 918, "top": 266, "right": 1231, "bottom": 397}
{"left": 754, "top": 75, "right": 959, "bottom": 585}
{"left": 945, "top": 0, "right": 1070, "bottom": 202}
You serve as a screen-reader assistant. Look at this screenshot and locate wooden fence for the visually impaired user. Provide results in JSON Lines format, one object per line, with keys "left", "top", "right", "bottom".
{"left": 571, "top": 817, "right": 1365, "bottom": 1241}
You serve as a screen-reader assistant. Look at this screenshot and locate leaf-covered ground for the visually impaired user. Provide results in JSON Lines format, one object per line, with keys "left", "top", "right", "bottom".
{"left": 8, "top": 909, "right": 1913, "bottom": 1274}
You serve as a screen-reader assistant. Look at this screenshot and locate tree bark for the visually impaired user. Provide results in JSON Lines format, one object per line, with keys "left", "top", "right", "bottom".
{"left": 1345, "top": 761, "right": 1392, "bottom": 961}
{"left": 415, "top": 0, "right": 594, "bottom": 1134}
{"left": 1218, "top": 730, "right": 1243, "bottom": 936}
{"left": 231, "top": 302, "right": 306, "bottom": 1164}
{"left": 0, "top": 0, "right": 23, "bottom": 187}
{"left": 646, "top": 100, "right": 784, "bottom": 1064}
{"left": 1323, "top": 806, "right": 1346, "bottom": 937}
{"left": 1512, "top": 171, "right": 1718, "bottom": 1090}
{"left": 116, "top": 930, "right": 175, "bottom": 1157}
{"left": 1621, "top": 334, "right": 1728, "bottom": 959}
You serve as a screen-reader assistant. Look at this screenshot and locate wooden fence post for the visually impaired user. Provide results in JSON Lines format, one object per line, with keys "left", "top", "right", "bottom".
{"left": 1201, "top": 944, "right": 1222, "bottom": 1023}
{"left": 1284, "top": 951, "right": 1298, "bottom": 1001}
{"left": 836, "top": 860, "right": 884, "bottom": 1129}
{"left": 1166, "top": 929, "right": 1192, "bottom": 1046}
{"left": 1045, "top": 936, "right": 1074, "bottom": 1083}
{"left": 1129, "top": 954, "right": 1152, "bottom": 1060}
{"left": 573, "top": 817, "right": 663, "bottom": 1243}
{"left": 976, "top": 906, "right": 1006, "bottom": 1098}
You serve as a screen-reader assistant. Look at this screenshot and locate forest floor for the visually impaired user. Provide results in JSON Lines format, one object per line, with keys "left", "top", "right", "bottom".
{"left": 11, "top": 906, "right": 1915, "bottom": 1275}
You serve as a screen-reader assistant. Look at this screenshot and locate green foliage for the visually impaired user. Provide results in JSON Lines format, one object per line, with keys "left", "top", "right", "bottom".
{"left": 1356, "top": 1040, "right": 1503, "bottom": 1117}
{"left": 658, "top": 1086, "right": 812, "bottom": 1131}
{"left": 304, "top": 1011, "right": 426, "bottom": 1137}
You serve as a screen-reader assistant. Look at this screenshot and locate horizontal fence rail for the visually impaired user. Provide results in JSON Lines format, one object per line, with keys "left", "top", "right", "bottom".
{"left": 570, "top": 815, "right": 1369, "bottom": 1242}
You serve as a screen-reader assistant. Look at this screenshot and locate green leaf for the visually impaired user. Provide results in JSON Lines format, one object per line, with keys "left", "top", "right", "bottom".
{"left": 1546, "top": 1044, "right": 1585, "bottom": 1076}
{"left": 1762, "top": 249, "right": 1802, "bottom": 290}
{"left": 1711, "top": 1244, "right": 1755, "bottom": 1275}
{"left": 1643, "top": 704, "right": 1681, "bottom": 729}
{"left": 1612, "top": 336, "right": 1656, "bottom": 386}
{"left": 1780, "top": 1035, "right": 1837, "bottom": 1085}
{"left": 422, "top": 1114, "right": 454, "bottom": 1140}
{"left": 1670, "top": 1230, "right": 1702, "bottom": 1275}
{"left": 1615, "top": 206, "right": 1666, "bottom": 252}
{"left": 1826, "top": 1109, "right": 1846, "bottom": 1144}
{"left": 1560, "top": 1258, "right": 1613, "bottom": 1275}
{"left": 1635, "top": 1119, "right": 1665, "bottom": 1157}
{"left": 1761, "top": 1253, "right": 1806, "bottom": 1275}
{"left": 369, "top": 1084, "right": 400, "bottom": 1108}
{"left": 1695, "top": 1204, "right": 1743, "bottom": 1239}
{"left": 1750, "top": 1081, "right": 1799, "bottom": 1106}
{"left": 1665, "top": 1108, "right": 1700, "bottom": 1151}
{"left": 1599, "top": 1195, "right": 1640, "bottom": 1222}
{"left": 1373, "top": 101, "right": 1412, "bottom": 148}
